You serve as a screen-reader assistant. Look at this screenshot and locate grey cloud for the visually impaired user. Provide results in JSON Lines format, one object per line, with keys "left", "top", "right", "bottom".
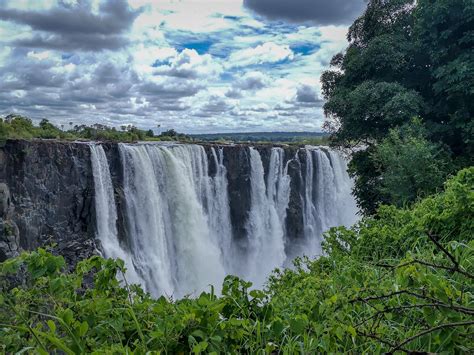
{"left": 234, "top": 71, "right": 269, "bottom": 90}
{"left": 295, "top": 84, "right": 323, "bottom": 104}
{"left": 14, "top": 34, "right": 130, "bottom": 51}
{"left": 243, "top": 0, "right": 366, "bottom": 25}
{"left": 0, "top": 0, "right": 141, "bottom": 51}
{"left": 225, "top": 88, "right": 243, "bottom": 99}
{"left": 0, "top": 48, "right": 205, "bottom": 128}
{"left": 138, "top": 80, "right": 204, "bottom": 99}
{"left": 193, "top": 96, "right": 233, "bottom": 117}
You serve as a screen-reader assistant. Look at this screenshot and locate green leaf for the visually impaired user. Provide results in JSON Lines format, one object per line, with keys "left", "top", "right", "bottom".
{"left": 192, "top": 341, "right": 208, "bottom": 354}
{"left": 289, "top": 317, "right": 307, "bottom": 334}
{"left": 191, "top": 330, "right": 206, "bottom": 340}
{"left": 61, "top": 309, "right": 74, "bottom": 326}
{"left": 78, "top": 321, "right": 89, "bottom": 337}
{"left": 47, "top": 320, "right": 56, "bottom": 334}
{"left": 347, "top": 325, "right": 356, "bottom": 338}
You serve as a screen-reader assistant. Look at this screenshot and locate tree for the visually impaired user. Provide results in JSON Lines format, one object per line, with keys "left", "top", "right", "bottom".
{"left": 372, "top": 118, "right": 453, "bottom": 207}
{"left": 321, "top": 0, "right": 474, "bottom": 213}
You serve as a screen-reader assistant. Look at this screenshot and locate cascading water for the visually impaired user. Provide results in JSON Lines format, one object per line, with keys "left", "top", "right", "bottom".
{"left": 245, "top": 148, "right": 289, "bottom": 285}
{"left": 119, "top": 143, "right": 226, "bottom": 297}
{"left": 91, "top": 143, "right": 358, "bottom": 297}
{"left": 302, "top": 147, "right": 358, "bottom": 255}
{"left": 89, "top": 144, "right": 143, "bottom": 286}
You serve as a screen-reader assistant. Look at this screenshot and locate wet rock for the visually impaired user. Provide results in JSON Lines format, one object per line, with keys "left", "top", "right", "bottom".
{"left": 0, "top": 139, "right": 97, "bottom": 266}
{"left": 0, "top": 139, "right": 313, "bottom": 268}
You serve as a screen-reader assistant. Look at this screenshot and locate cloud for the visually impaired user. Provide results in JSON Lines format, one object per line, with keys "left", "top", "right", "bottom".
{"left": 138, "top": 79, "right": 204, "bottom": 99}
{"left": 227, "top": 42, "right": 294, "bottom": 68}
{"left": 0, "top": 0, "right": 141, "bottom": 51}
{"left": 243, "top": 0, "right": 366, "bottom": 25}
{"left": 0, "top": 1, "right": 347, "bottom": 133}
{"left": 225, "top": 87, "right": 243, "bottom": 99}
{"left": 234, "top": 71, "right": 270, "bottom": 90}
{"left": 295, "top": 84, "right": 322, "bottom": 104}
{"left": 153, "top": 49, "right": 222, "bottom": 79}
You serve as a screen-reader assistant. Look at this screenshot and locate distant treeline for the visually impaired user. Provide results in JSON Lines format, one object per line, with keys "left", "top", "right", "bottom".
{"left": 192, "top": 131, "right": 329, "bottom": 144}
{"left": 0, "top": 114, "right": 192, "bottom": 143}
{"left": 0, "top": 115, "right": 329, "bottom": 145}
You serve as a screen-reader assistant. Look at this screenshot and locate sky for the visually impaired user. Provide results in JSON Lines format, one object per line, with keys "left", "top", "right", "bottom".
{"left": 0, "top": 0, "right": 366, "bottom": 133}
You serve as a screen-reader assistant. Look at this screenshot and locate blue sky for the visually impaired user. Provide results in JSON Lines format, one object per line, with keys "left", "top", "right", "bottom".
{"left": 0, "top": 0, "right": 365, "bottom": 133}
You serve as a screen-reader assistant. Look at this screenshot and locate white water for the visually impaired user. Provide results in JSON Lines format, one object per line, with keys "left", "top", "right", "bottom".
{"left": 302, "top": 147, "right": 358, "bottom": 255}
{"left": 119, "top": 144, "right": 226, "bottom": 297}
{"left": 245, "top": 148, "right": 289, "bottom": 285}
{"left": 91, "top": 143, "right": 358, "bottom": 297}
{"left": 89, "top": 144, "right": 143, "bottom": 286}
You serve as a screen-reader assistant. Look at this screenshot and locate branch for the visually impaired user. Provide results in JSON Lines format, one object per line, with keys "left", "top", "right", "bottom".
{"left": 355, "top": 303, "right": 474, "bottom": 327}
{"left": 350, "top": 289, "right": 433, "bottom": 304}
{"left": 356, "top": 330, "right": 402, "bottom": 351}
{"left": 391, "top": 320, "right": 474, "bottom": 352}
{"left": 426, "top": 232, "right": 458, "bottom": 267}
{"left": 375, "top": 259, "right": 474, "bottom": 280}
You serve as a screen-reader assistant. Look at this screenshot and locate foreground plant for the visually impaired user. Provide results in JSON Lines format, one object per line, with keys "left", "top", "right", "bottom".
{"left": 1, "top": 168, "right": 473, "bottom": 353}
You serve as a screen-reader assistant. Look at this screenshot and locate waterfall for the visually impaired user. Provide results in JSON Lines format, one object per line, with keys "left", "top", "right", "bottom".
{"left": 302, "top": 146, "right": 358, "bottom": 255}
{"left": 91, "top": 142, "right": 358, "bottom": 297}
{"left": 119, "top": 143, "right": 226, "bottom": 298}
{"left": 89, "top": 144, "right": 143, "bottom": 286}
{"left": 207, "top": 147, "right": 234, "bottom": 270}
{"left": 245, "top": 148, "right": 289, "bottom": 286}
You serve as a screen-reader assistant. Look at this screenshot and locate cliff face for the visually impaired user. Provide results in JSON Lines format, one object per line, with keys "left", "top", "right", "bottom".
{"left": 0, "top": 140, "right": 308, "bottom": 264}
{"left": 0, "top": 140, "right": 96, "bottom": 264}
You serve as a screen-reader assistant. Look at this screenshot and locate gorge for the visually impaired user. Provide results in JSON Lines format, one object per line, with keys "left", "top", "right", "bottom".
{"left": 0, "top": 140, "right": 358, "bottom": 297}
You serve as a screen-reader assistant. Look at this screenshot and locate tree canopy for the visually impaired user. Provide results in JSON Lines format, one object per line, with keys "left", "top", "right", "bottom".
{"left": 322, "top": 0, "right": 474, "bottom": 213}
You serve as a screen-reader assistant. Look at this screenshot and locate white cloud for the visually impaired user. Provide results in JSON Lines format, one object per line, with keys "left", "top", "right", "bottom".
{"left": 227, "top": 42, "right": 294, "bottom": 68}
{"left": 0, "top": 0, "right": 352, "bottom": 133}
{"left": 234, "top": 71, "right": 270, "bottom": 90}
{"left": 153, "top": 49, "right": 222, "bottom": 79}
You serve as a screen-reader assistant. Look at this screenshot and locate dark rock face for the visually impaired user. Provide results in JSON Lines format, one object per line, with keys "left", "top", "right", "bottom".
{"left": 0, "top": 140, "right": 311, "bottom": 266}
{"left": 221, "top": 145, "right": 252, "bottom": 241}
{"left": 0, "top": 140, "right": 96, "bottom": 265}
{"left": 0, "top": 182, "right": 20, "bottom": 262}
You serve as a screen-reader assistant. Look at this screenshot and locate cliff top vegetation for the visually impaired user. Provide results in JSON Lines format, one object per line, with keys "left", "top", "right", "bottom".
{"left": 0, "top": 114, "right": 193, "bottom": 143}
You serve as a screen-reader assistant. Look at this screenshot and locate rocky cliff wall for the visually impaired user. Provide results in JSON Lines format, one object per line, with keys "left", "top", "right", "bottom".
{"left": 0, "top": 140, "right": 96, "bottom": 264}
{"left": 0, "top": 140, "right": 307, "bottom": 264}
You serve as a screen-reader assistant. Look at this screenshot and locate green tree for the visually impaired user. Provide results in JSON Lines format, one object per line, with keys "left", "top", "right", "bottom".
{"left": 372, "top": 118, "right": 453, "bottom": 207}
{"left": 321, "top": 0, "right": 474, "bottom": 213}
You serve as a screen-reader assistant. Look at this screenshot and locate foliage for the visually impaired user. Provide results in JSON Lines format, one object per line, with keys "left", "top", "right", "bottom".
{"left": 321, "top": 0, "right": 474, "bottom": 213}
{"left": 371, "top": 118, "right": 453, "bottom": 207}
{"left": 192, "top": 131, "right": 328, "bottom": 144}
{"left": 0, "top": 114, "right": 193, "bottom": 143}
{"left": 1, "top": 168, "right": 473, "bottom": 353}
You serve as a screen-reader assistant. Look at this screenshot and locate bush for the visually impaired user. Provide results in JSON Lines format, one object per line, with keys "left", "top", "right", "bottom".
{"left": 1, "top": 168, "right": 472, "bottom": 353}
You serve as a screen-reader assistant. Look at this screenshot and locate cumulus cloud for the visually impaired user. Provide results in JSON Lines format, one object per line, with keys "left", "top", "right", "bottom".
{"left": 153, "top": 49, "right": 222, "bottom": 79}
{"left": 0, "top": 0, "right": 141, "bottom": 51}
{"left": 225, "top": 87, "right": 243, "bottom": 99}
{"left": 295, "top": 84, "right": 322, "bottom": 104}
{"left": 234, "top": 71, "right": 270, "bottom": 90}
{"left": 0, "top": 0, "right": 349, "bottom": 133}
{"left": 243, "top": 0, "right": 366, "bottom": 25}
{"left": 228, "top": 42, "right": 294, "bottom": 68}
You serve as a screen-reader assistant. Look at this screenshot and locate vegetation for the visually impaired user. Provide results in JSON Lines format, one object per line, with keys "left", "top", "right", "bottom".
{"left": 0, "top": 115, "right": 325, "bottom": 145}
{"left": 1, "top": 168, "right": 472, "bottom": 353}
{"left": 0, "top": 114, "right": 193, "bottom": 143}
{"left": 321, "top": 0, "right": 474, "bottom": 214}
{"left": 1, "top": 1, "right": 472, "bottom": 353}
{"left": 191, "top": 131, "right": 328, "bottom": 145}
